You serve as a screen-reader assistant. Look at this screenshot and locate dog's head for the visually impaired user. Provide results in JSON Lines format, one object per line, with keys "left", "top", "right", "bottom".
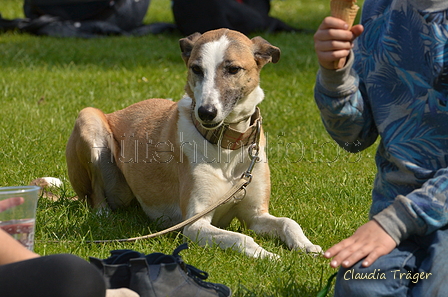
{"left": 179, "top": 29, "right": 280, "bottom": 129}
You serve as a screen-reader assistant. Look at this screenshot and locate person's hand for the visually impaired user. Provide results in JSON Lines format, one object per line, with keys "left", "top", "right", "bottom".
{"left": 314, "top": 16, "right": 364, "bottom": 70}
{"left": 0, "top": 197, "right": 24, "bottom": 212}
{"left": 0, "top": 197, "right": 39, "bottom": 265}
{"left": 324, "top": 220, "right": 397, "bottom": 268}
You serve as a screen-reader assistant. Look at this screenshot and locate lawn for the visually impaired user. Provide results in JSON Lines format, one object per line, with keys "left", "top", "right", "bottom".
{"left": 0, "top": 0, "right": 373, "bottom": 296}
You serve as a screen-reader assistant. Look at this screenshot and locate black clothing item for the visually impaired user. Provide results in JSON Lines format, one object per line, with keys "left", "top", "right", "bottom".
{"left": 172, "top": 0, "right": 300, "bottom": 36}
{"left": 0, "top": 254, "right": 106, "bottom": 297}
{"left": 0, "top": 0, "right": 175, "bottom": 37}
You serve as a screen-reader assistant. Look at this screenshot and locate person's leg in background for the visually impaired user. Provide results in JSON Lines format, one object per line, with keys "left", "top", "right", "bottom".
{"left": 0, "top": 253, "right": 106, "bottom": 297}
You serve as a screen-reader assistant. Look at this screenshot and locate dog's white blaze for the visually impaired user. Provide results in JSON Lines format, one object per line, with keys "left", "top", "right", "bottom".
{"left": 195, "top": 35, "right": 230, "bottom": 118}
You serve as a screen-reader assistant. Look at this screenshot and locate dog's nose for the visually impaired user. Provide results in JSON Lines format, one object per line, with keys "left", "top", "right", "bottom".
{"left": 198, "top": 105, "right": 218, "bottom": 122}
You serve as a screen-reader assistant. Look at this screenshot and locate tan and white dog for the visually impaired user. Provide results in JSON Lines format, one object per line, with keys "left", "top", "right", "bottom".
{"left": 66, "top": 29, "right": 321, "bottom": 258}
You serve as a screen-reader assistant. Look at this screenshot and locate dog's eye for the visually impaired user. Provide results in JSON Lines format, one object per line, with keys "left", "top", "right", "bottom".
{"left": 227, "top": 66, "right": 241, "bottom": 75}
{"left": 191, "top": 66, "right": 203, "bottom": 75}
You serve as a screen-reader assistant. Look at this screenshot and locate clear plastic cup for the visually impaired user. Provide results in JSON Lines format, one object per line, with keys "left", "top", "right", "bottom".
{"left": 0, "top": 186, "right": 40, "bottom": 251}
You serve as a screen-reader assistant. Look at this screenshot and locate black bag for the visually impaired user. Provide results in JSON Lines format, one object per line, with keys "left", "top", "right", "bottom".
{"left": 172, "top": 0, "right": 301, "bottom": 36}
{"left": 0, "top": 0, "right": 175, "bottom": 37}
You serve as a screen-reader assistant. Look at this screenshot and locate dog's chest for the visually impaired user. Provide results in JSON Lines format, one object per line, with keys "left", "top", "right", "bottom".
{"left": 182, "top": 135, "right": 251, "bottom": 178}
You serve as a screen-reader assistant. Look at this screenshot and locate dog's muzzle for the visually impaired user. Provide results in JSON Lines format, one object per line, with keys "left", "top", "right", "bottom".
{"left": 196, "top": 105, "right": 224, "bottom": 129}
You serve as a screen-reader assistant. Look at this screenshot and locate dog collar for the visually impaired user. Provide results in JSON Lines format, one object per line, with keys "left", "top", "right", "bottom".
{"left": 192, "top": 107, "right": 262, "bottom": 150}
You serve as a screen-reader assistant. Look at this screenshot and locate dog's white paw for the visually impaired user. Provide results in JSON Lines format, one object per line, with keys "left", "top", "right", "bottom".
{"left": 305, "top": 244, "right": 323, "bottom": 256}
{"left": 251, "top": 248, "right": 280, "bottom": 260}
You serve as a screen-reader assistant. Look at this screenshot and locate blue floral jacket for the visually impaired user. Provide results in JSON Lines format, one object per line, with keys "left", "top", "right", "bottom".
{"left": 314, "top": 0, "right": 448, "bottom": 244}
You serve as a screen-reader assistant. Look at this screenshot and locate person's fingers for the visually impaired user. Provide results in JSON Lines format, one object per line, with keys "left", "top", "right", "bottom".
{"left": 314, "top": 19, "right": 360, "bottom": 69}
{"left": 324, "top": 238, "right": 357, "bottom": 267}
{"left": 339, "top": 243, "right": 374, "bottom": 268}
{"left": 315, "top": 39, "right": 353, "bottom": 53}
{"left": 318, "top": 16, "right": 350, "bottom": 31}
{"left": 314, "top": 28, "right": 355, "bottom": 45}
{"left": 314, "top": 41, "right": 352, "bottom": 69}
{"left": 324, "top": 238, "right": 350, "bottom": 258}
{"left": 325, "top": 221, "right": 397, "bottom": 268}
{"left": 351, "top": 24, "right": 364, "bottom": 38}
{"left": 331, "top": 242, "right": 366, "bottom": 268}
{"left": 0, "top": 197, "right": 25, "bottom": 212}
{"left": 361, "top": 240, "right": 396, "bottom": 267}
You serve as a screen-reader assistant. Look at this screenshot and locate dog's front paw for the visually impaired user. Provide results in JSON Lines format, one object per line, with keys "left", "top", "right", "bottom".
{"left": 305, "top": 244, "right": 323, "bottom": 255}
{"left": 251, "top": 248, "right": 280, "bottom": 260}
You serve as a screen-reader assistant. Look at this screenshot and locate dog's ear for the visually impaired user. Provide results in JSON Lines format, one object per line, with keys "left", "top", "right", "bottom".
{"left": 251, "top": 36, "right": 281, "bottom": 67}
{"left": 179, "top": 32, "right": 202, "bottom": 64}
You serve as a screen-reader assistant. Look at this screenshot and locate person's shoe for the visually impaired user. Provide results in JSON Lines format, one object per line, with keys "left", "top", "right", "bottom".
{"left": 90, "top": 243, "right": 232, "bottom": 297}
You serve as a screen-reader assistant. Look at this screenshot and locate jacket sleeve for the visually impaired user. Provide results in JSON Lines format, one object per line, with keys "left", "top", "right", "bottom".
{"left": 373, "top": 168, "right": 448, "bottom": 245}
{"left": 314, "top": 52, "right": 378, "bottom": 153}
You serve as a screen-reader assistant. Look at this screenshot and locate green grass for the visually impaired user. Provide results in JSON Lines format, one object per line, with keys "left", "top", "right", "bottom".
{"left": 1, "top": 0, "right": 372, "bottom": 296}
